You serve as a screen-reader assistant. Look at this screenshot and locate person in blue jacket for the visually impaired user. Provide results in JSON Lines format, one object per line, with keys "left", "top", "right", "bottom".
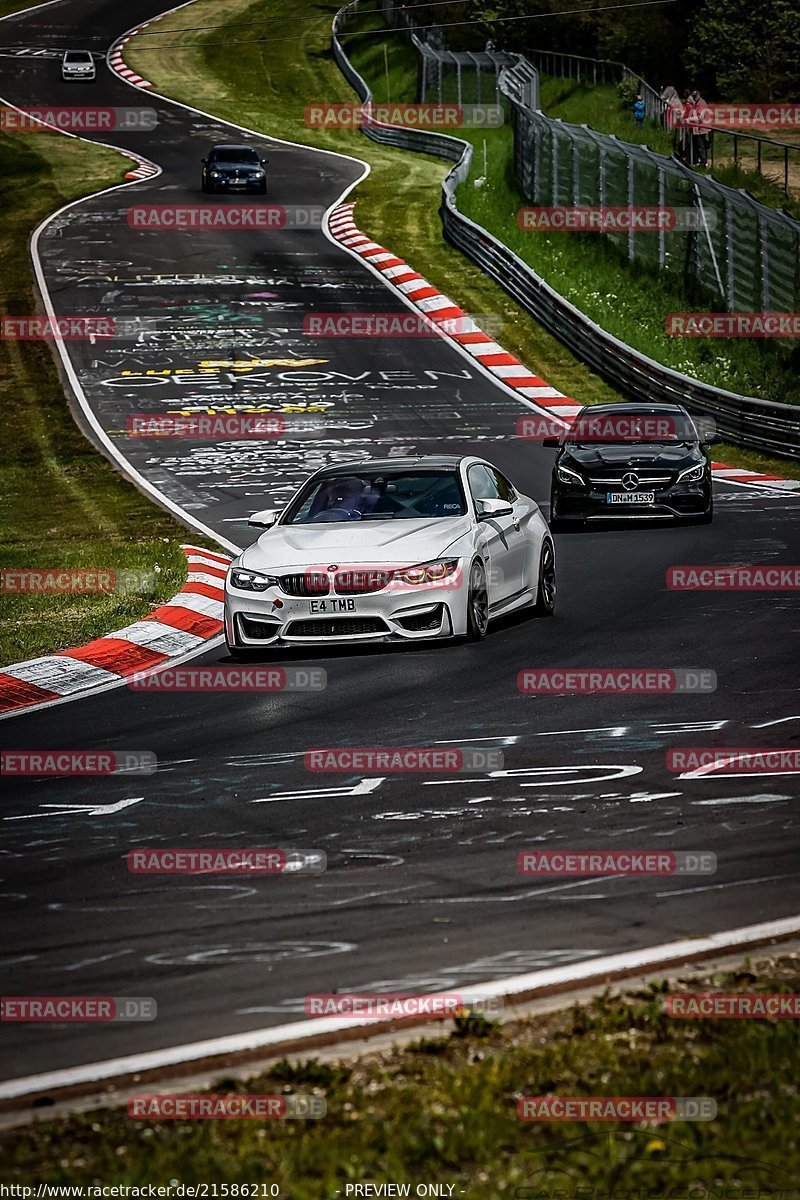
{"left": 633, "top": 94, "right": 646, "bottom": 128}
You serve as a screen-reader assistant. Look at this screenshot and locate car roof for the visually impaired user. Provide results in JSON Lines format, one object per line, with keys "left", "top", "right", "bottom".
{"left": 312, "top": 456, "right": 467, "bottom": 476}
{"left": 575, "top": 402, "right": 688, "bottom": 415}
{"left": 210, "top": 144, "right": 258, "bottom": 152}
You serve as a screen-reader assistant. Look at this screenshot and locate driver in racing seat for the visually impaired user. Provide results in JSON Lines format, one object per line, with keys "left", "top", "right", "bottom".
{"left": 309, "top": 477, "right": 365, "bottom": 520}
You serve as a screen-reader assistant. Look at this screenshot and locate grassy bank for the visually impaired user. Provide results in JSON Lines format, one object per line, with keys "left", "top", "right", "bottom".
{"left": 0, "top": 128, "right": 195, "bottom": 665}
{"left": 2, "top": 953, "right": 798, "bottom": 1192}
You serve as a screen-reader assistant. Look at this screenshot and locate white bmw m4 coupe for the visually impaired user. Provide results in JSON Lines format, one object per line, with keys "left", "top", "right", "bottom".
{"left": 224, "top": 455, "right": 555, "bottom": 653}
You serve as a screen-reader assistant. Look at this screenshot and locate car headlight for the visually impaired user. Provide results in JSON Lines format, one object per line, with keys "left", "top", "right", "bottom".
{"left": 677, "top": 462, "right": 706, "bottom": 483}
{"left": 210, "top": 170, "right": 221, "bottom": 178}
{"left": 392, "top": 559, "right": 459, "bottom": 586}
{"left": 556, "top": 462, "right": 585, "bottom": 487}
{"left": 229, "top": 568, "right": 278, "bottom": 592}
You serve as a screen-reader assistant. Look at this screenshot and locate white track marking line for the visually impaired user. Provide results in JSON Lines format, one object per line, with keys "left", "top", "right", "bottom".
{"left": 1, "top": 914, "right": 799, "bottom": 1100}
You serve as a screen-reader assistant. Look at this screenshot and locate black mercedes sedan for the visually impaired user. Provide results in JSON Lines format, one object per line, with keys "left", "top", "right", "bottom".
{"left": 201, "top": 144, "right": 268, "bottom": 193}
{"left": 546, "top": 402, "right": 717, "bottom": 527}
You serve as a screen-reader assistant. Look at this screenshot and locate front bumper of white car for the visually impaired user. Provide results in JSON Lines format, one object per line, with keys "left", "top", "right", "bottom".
{"left": 224, "top": 571, "right": 467, "bottom": 647}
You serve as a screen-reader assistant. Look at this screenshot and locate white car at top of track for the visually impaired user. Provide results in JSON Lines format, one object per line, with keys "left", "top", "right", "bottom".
{"left": 224, "top": 455, "right": 555, "bottom": 653}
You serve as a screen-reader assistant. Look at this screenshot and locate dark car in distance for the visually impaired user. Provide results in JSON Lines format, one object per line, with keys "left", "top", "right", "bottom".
{"left": 201, "top": 144, "right": 268, "bottom": 194}
{"left": 546, "top": 402, "right": 717, "bottom": 527}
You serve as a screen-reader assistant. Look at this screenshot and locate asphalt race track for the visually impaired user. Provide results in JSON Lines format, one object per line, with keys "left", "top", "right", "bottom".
{"left": 0, "top": 0, "right": 799, "bottom": 1084}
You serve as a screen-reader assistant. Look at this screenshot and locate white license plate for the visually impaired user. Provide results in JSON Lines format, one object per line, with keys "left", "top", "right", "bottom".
{"left": 606, "top": 492, "right": 656, "bottom": 504}
{"left": 309, "top": 598, "right": 357, "bottom": 614}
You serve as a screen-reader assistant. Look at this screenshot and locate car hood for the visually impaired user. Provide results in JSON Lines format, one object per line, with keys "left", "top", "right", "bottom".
{"left": 564, "top": 443, "right": 700, "bottom": 469}
{"left": 239, "top": 516, "right": 472, "bottom": 571}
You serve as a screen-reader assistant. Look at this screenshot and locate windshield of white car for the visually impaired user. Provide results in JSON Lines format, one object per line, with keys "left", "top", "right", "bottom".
{"left": 65, "top": 52, "right": 92, "bottom": 61}
{"left": 210, "top": 148, "right": 260, "bottom": 163}
{"left": 283, "top": 471, "right": 467, "bottom": 523}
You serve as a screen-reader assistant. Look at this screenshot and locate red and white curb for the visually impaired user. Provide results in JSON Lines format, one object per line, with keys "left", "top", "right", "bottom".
{"left": 708, "top": 462, "right": 800, "bottom": 490}
{"left": 328, "top": 201, "right": 800, "bottom": 492}
{"left": 0, "top": 546, "right": 230, "bottom": 718}
{"left": 328, "top": 201, "right": 582, "bottom": 425}
{"left": 107, "top": 16, "right": 172, "bottom": 178}
{"left": 108, "top": 19, "right": 159, "bottom": 90}
{"left": 121, "top": 154, "right": 159, "bottom": 182}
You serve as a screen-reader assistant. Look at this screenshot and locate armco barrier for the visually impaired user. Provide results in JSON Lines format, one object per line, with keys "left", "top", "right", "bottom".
{"left": 332, "top": 5, "right": 800, "bottom": 461}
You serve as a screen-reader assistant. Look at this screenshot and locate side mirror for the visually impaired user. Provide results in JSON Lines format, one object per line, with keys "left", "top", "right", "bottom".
{"left": 201, "top": 157, "right": 208, "bottom": 164}
{"left": 260, "top": 158, "right": 269, "bottom": 166}
{"left": 476, "top": 498, "right": 514, "bottom": 520}
{"left": 701, "top": 432, "right": 720, "bottom": 447}
{"left": 542, "top": 437, "right": 560, "bottom": 448}
{"left": 248, "top": 508, "right": 279, "bottom": 528}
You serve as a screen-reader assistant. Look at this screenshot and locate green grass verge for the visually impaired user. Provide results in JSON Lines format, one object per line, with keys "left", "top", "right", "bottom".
{"left": 0, "top": 127, "right": 203, "bottom": 666}
{"left": 126, "top": 0, "right": 800, "bottom": 489}
{"left": 2, "top": 955, "right": 798, "bottom": 1192}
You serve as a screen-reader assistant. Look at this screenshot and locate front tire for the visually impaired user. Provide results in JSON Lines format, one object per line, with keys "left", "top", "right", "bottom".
{"left": 465, "top": 560, "right": 489, "bottom": 641}
{"left": 533, "top": 538, "right": 556, "bottom": 616}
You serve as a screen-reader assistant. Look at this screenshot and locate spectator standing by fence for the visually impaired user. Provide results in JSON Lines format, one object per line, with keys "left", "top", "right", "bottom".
{"left": 633, "top": 94, "right": 646, "bottom": 128}
{"left": 660, "top": 84, "right": 681, "bottom": 129}
{"left": 684, "top": 89, "right": 709, "bottom": 166}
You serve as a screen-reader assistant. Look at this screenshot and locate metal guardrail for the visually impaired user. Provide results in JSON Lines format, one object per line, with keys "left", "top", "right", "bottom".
{"left": 332, "top": 5, "right": 800, "bottom": 461}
